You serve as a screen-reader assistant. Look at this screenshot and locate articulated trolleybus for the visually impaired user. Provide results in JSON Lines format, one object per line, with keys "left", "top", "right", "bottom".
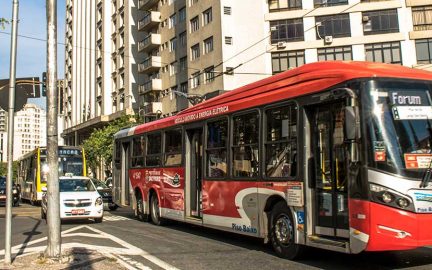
{"left": 113, "top": 61, "right": 432, "bottom": 259}
{"left": 18, "top": 146, "right": 87, "bottom": 205}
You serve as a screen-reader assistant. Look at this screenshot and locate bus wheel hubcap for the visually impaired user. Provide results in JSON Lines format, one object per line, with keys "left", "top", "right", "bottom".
{"left": 275, "top": 214, "right": 293, "bottom": 245}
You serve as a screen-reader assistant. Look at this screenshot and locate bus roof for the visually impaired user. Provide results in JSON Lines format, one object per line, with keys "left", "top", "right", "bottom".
{"left": 115, "top": 61, "right": 432, "bottom": 139}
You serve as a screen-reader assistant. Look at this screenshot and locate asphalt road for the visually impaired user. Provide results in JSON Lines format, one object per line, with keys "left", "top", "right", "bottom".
{"left": 1, "top": 204, "right": 432, "bottom": 270}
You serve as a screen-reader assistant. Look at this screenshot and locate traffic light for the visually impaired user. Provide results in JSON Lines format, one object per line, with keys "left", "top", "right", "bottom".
{"left": 41, "top": 72, "right": 47, "bottom": 96}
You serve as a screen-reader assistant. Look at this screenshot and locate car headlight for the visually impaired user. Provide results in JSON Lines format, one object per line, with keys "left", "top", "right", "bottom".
{"left": 370, "top": 183, "right": 414, "bottom": 212}
{"left": 13, "top": 189, "right": 17, "bottom": 194}
{"left": 95, "top": 197, "right": 103, "bottom": 206}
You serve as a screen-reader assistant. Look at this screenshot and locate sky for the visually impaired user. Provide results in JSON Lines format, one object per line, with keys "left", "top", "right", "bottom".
{"left": 0, "top": 0, "right": 66, "bottom": 108}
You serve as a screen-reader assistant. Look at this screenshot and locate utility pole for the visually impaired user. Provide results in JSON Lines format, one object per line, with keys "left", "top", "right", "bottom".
{"left": 4, "top": 0, "right": 19, "bottom": 265}
{"left": 45, "top": 0, "right": 61, "bottom": 258}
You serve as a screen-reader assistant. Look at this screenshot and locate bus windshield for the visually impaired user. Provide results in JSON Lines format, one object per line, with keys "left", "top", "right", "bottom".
{"left": 364, "top": 79, "right": 432, "bottom": 179}
{"left": 40, "top": 156, "right": 84, "bottom": 179}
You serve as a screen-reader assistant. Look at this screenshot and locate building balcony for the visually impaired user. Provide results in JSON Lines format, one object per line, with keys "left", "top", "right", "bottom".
{"left": 138, "top": 0, "right": 159, "bottom": 11}
{"left": 139, "top": 79, "right": 162, "bottom": 95}
{"left": 142, "top": 102, "right": 162, "bottom": 115}
{"left": 138, "top": 56, "right": 161, "bottom": 73}
{"left": 138, "top": 11, "right": 161, "bottom": 32}
{"left": 138, "top": 34, "right": 161, "bottom": 52}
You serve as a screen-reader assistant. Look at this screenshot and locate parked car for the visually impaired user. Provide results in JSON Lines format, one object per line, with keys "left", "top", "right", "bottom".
{"left": 41, "top": 176, "right": 103, "bottom": 223}
{"left": 0, "top": 176, "right": 20, "bottom": 206}
{"left": 91, "top": 178, "right": 118, "bottom": 211}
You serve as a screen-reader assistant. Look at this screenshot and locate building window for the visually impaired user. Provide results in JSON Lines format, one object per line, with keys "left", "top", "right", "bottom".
{"left": 271, "top": 50, "right": 304, "bottom": 74}
{"left": 169, "top": 61, "right": 178, "bottom": 76}
{"left": 365, "top": 42, "right": 401, "bottom": 64}
{"left": 190, "top": 16, "right": 199, "bottom": 32}
{"left": 204, "top": 66, "right": 215, "bottom": 83}
{"left": 416, "top": 38, "right": 432, "bottom": 64}
{"left": 225, "top": 36, "right": 233, "bottom": 45}
{"left": 203, "top": 8, "right": 212, "bottom": 25}
{"left": 270, "top": 19, "right": 304, "bottom": 43}
{"left": 224, "top": 6, "right": 231, "bottom": 15}
{"left": 180, "top": 82, "right": 188, "bottom": 93}
{"left": 170, "top": 37, "right": 177, "bottom": 52}
{"left": 191, "top": 72, "right": 200, "bottom": 88}
{"left": 204, "top": 36, "right": 214, "bottom": 53}
{"left": 191, "top": 43, "right": 200, "bottom": 60}
{"left": 363, "top": 9, "right": 399, "bottom": 35}
{"left": 269, "top": 0, "right": 302, "bottom": 12}
{"left": 412, "top": 6, "right": 432, "bottom": 31}
{"left": 314, "top": 0, "right": 348, "bottom": 8}
{"left": 179, "top": 7, "right": 186, "bottom": 22}
{"left": 315, "top": 14, "right": 351, "bottom": 39}
{"left": 180, "top": 56, "right": 187, "bottom": 71}
{"left": 169, "top": 13, "right": 177, "bottom": 29}
{"left": 179, "top": 31, "right": 186, "bottom": 46}
{"left": 318, "top": 46, "right": 352, "bottom": 61}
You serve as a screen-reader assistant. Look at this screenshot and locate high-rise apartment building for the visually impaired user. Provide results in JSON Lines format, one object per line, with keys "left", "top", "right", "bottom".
{"left": 137, "top": 0, "right": 271, "bottom": 122}
{"left": 63, "top": 0, "right": 138, "bottom": 145}
{"left": 13, "top": 104, "right": 47, "bottom": 159}
{"left": 266, "top": 0, "right": 432, "bottom": 73}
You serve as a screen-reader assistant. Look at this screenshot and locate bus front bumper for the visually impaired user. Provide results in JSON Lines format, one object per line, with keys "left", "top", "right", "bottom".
{"left": 366, "top": 202, "right": 432, "bottom": 251}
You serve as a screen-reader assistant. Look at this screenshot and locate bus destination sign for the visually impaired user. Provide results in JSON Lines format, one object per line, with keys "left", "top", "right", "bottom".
{"left": 174, "top": 105, "right": 229, "bottom": 124}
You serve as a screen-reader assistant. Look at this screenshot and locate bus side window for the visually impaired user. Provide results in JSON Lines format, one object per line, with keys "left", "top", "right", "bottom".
{"left": 206, "top": 118, "right": 228, "bottom": 178}
{"left": 232, "top": 112, "right": 260, "bottom": 178}
{"left": 132, "top": 136, "right": 145, "bottom": 167}
{"left": 264, "top": 105, "right": 297, "bottom": 178}
{"left": 165, "top": 129, "right": 182, "bottom": 166}
{"left": 146, "top": 132, "right": 162, "bottom": 167}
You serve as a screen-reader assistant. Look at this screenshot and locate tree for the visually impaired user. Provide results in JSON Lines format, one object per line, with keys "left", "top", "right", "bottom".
{"left": 0, "top": 161, "right": 19, "bottom": 181}
{"left": 83, "top": 114, "right": 135, "bottom": 176}
{"left": 0, "top": 18, "right": 9, "bottom": 29}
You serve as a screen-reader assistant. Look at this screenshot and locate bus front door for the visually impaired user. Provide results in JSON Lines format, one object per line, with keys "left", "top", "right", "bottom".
{"left": 186, "top": 127, "right": 203, "bottom": 219}
{"left": 311, "top": 102, "right": 349, "bottom": 239}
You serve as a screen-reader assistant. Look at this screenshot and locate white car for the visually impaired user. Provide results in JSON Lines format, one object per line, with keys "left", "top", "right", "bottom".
{"left": 41, "top": 176, "right": 104, "bottom": 223}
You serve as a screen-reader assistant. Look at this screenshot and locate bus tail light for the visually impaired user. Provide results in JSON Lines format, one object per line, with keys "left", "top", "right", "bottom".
{"left": 370, "top": 183, "right": 414, "bottom": 211}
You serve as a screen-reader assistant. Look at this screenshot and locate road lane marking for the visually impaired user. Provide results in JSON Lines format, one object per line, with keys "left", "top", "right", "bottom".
{"left": 0, "top": 224, "right": 180, "bottom": 270}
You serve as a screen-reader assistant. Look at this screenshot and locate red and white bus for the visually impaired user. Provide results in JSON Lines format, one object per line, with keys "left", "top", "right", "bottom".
{"left": 113, "top": 61, "right": 432, "bottom": 259}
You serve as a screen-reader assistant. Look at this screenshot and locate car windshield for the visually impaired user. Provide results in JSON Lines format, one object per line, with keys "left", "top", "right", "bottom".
{"left": 0, "top": 177, "right": 5, "bottom": 188}
{"left": 363, "top": 79, "right": 432, "bottom": 179}
{"left": 92, "top": 179, "right": 108, "bottom": 189}
{"left": 59, "top": 178, "right": 95, "bottom": 192}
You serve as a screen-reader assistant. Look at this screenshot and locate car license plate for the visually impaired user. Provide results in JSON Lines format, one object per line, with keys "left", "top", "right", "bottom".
{"left": 71, "top": 209, "right": 85, "bottom": 215}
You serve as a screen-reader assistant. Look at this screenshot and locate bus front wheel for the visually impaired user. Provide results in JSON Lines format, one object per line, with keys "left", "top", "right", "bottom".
{"left": 269, "top": 201, "right": 303, "bottom": 260}
{"left": 150, "top": 195, "right": 164, "bottom": 226}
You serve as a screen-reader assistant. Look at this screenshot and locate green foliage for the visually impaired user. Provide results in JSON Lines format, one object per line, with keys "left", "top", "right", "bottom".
{"left": 83, "top": 114, "right": 135, "bottom": 174}
{"left": 0, "top": 18, "right": 9, "bottom": 30}
{"left": 0, "top": 161, "right": 19, "bottom": 182}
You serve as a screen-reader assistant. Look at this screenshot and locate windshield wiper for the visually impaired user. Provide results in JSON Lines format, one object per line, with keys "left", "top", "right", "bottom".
{"left": 420, "top": 117, "right": 432, "bottom": 188}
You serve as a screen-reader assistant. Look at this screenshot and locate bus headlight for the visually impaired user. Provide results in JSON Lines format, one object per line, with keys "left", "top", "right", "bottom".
{"left": 370, "top": 183, "right": 413, "bottom": 212}
{"left": 95, "top": 197, "right": 103, "bottom": 206}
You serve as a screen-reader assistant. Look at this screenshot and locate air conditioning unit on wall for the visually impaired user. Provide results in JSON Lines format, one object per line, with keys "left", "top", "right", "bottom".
{"left": 277, "top": 42, "right": 286, "bottom": 49}
{"left": 324, "top": 36, "right": 333, "bottom": 44}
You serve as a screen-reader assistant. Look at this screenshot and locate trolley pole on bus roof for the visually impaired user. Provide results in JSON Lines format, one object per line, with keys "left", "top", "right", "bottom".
{"left": 45, "top": 0, "right": 61, "bottom": 259}
{"left": 4, "top": 0, "right": 19, "bottom": 265}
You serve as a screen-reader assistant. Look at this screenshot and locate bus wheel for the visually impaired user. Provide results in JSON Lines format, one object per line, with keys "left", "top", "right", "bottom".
{"left": 136, "top": 196, "right": 148, "bottom": 222}
{"left": 150, "top": 195, "right": 164, "bottom": 226}
{"left": 269, "top": 201, "right": 303, "bottom": 260}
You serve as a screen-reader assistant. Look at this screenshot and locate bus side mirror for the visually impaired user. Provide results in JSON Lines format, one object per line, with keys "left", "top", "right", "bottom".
{"left": 344, "top": 106, "right": 360, "bottom": 140}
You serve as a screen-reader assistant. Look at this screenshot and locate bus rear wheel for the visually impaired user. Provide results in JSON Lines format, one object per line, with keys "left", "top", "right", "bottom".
{"left": 269, "top": 201, "right": 303, "bottom": 260}
{"left": 150, "top": 195, "right": 164, "bottom": 226}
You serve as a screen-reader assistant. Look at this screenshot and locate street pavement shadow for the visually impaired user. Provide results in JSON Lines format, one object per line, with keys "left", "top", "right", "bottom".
{"left": 13, "top": 219, "right": 42, "bottom": 261}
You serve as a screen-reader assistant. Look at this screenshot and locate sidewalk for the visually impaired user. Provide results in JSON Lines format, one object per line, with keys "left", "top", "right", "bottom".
{"left": 1, "top": 248, "right": 128, "bottom": 269}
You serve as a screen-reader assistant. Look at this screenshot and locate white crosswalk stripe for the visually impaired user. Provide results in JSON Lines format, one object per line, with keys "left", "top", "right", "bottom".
{"left": 103, "top": 215, "right": 132, "bottom": 221}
